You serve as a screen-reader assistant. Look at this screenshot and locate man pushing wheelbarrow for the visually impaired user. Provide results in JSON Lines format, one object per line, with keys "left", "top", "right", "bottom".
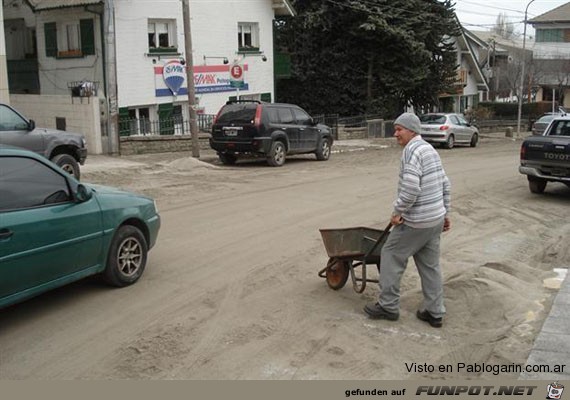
{"left": 320, "top": 113, "right": 451, "bottom": 328}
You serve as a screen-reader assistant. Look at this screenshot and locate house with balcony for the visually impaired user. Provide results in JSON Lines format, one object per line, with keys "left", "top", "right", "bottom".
{"left": 437, "top": 26, "right": 489, "bottom": 113}
{"left": 2, "top": 0, "right": 295, "bottom": 153}
{"left": 528, "top": 1, "right": 570, "bottom": 108}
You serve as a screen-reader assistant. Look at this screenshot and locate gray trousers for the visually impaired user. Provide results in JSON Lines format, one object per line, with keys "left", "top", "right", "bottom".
{"left": 378, "top": 220, "right": 446, "bottom": 318}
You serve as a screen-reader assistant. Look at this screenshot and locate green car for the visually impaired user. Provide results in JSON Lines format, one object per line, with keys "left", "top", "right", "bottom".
{"left": 0, "top": 147, "right": 160, "bottom": 309}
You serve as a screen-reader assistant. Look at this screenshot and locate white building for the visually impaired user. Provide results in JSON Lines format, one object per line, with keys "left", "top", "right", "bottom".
{"left": 2, "top": 0, "right": 295, "bottom": 152}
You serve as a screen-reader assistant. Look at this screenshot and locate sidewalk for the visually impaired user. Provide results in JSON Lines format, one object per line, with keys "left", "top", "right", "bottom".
{"left": 520, "top": 269, "right": 570, "bottom": 380}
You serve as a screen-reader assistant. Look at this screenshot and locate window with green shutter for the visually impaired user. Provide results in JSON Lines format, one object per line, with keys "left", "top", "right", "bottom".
{"left": 80, "top": 19, "right": 95, "bottom": 55}
{"left": 119, "top": 107, "right": 130, "bottom": 136}
{"left": 44, "top": 22, "right": 57, "bottom": 57}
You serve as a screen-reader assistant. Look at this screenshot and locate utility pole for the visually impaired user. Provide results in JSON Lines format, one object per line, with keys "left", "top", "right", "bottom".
{"left": 105, "top": 0, "right": 120, "bottom": 154}
{"left": 182, "top": 0, "right": 200, "bottom": 158}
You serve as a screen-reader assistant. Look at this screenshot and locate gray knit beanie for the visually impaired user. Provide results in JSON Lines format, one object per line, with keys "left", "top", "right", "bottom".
{"left": 394, "top": 112, "right": 421, "bottom": 135}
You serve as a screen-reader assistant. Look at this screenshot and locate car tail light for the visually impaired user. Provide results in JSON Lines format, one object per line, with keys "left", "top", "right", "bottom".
{"left": 254, "top": 105, "right": 262, "bottom": 128}
{"left": 439, "top": 125, "right": 450, "bottom": 131}
{"left": 213, "top": 107, "right": 224, "bottom": 124}
{"left": 520, "top": 144, "right": 526, "bottom": 160}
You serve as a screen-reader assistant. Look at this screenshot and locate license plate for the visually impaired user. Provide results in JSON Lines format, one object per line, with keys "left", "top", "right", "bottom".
{"left": 225, "top": 130, "right": 238, "bottom": 137}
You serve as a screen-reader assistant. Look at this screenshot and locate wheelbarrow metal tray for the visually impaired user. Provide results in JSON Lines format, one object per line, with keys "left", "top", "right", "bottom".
{"left": 319, "top": 227, "right": 388, "bottom": 261}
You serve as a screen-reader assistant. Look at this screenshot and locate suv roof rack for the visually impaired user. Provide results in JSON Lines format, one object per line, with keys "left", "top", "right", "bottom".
{"left": 225, "top": 99, "right": 262, "bottom": 105}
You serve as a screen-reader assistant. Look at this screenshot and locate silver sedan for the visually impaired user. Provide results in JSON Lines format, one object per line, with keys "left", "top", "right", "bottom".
{"left": 419, "top": 113, "right": 479, "bottom": 149}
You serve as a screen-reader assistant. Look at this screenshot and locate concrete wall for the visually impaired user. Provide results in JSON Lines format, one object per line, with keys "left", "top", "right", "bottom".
{"left": 9, "top": 94, "right": 103, "bottom": 154}
{"left": 119, "top": 134, "right": 210, "bottom": 155}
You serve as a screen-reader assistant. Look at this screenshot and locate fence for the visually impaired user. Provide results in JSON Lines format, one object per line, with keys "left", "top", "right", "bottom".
{"left": 119, "top": 114, "right": 215, "bottom": 136}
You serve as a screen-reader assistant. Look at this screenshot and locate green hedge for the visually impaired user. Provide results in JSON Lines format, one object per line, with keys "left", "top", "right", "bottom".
{"left": 478, "top": 101, "right": 558, "bottom": 119}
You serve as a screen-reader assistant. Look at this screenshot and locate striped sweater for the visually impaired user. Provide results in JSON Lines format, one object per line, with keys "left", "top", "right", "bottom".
{"left": 393, "top": 136, "right": 450, "bottom": 228}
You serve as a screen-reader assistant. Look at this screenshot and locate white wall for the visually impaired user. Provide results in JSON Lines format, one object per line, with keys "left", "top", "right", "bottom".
{"left": 114, "top": 0, "right": 276, "bottom": 115}
{"left": 10, "top": 94, "right": 103, "bottom": 154}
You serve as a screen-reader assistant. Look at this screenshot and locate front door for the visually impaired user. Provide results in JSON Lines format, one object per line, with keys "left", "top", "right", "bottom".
{"left": 0, "top": 155, "right": 103, "bottom": 303}
{"left": 292, "top": 107, "right": 319, "bottom": 151}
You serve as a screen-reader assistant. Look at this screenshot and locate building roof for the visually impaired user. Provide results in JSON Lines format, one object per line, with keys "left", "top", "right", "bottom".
{"left": 529, "top": 1, "right": 570, "bottom": 24}
{"left": 26, "top": 0, "right": 103, "bottom": 11}
{"left": 272, "top": 0, "right": 296, "bottom": 16}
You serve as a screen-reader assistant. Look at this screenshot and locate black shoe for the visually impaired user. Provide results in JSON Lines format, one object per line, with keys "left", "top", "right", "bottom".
{"left": 364, "top": 303, "right": 399, "bottom": 320}
{"left": 416, "top": 310, "right": 443, "bottom": 328}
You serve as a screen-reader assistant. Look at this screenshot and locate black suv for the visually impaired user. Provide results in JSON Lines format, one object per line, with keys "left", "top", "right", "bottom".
{"left": 209, "top": 101, "right": 333, "bottom": 166}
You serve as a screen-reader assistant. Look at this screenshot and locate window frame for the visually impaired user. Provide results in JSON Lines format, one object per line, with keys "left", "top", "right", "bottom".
{"left": 148, "top": 19, "right": 178, "bottom": 54}
{"left": 237, "top": 22, "right": 260, "bottom": 52}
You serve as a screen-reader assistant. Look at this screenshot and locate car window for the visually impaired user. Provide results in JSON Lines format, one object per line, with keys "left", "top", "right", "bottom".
{"left": 266, "top": 107, "right": 280, "bottom": 124}
{"left": 277, "top": 108, "right": 294, "bottom": 124}
{"left": 537, "top": 115, "right": 555, "bottom": 124}
{"left": 0, "top": 104, "right": 29, "bottom": 131}
{"left": 449, "top": 115, "right": 460, "bottom": 125}
{"left": 549, "top": 120, "right": 570, "bottom": 136}
{"left": 457, "top": 115, "right": 469, "bottom": 125}
{"left": 216, "top": 104, "right": 257, "bottom": 124}
{"left": 292, "top": 108, "right": 312, "bottom": 125}
{"left": 419, "top": 115, "right": 446, "bottom": 124}
{"left": 0, "top": 156, "right": 71, "bottom": 211}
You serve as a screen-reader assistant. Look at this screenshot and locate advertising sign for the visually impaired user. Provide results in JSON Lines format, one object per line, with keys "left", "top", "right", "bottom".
{"left": 154, "top": 63, "right": 249, "bottom": 97}
{"left": 162, "top": 60, "right": 186, "bottom": 96}
{"left": 229, "top": 62, "right": 245, "bottom": 89}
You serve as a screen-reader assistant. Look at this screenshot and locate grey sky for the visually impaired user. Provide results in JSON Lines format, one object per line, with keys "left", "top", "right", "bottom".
{"left": 454, "top": 0, "right": 570, "bottom": 37}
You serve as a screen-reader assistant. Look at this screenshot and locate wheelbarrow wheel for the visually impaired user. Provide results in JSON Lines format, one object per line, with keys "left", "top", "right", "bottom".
{"left": 326, "top": 258, "right": 350, "bottom": 290}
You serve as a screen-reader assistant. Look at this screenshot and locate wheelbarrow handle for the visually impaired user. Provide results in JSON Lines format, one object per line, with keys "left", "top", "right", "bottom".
{"left": 363, "top": 221, "right": 393, "bottom": 260}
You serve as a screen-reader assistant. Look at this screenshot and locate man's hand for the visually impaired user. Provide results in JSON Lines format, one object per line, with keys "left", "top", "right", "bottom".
{"left": 443, "top": 217, "right": 451, "bottom": 232}
{"left": 391, "top": 213, "right": 404, "bottom": 226}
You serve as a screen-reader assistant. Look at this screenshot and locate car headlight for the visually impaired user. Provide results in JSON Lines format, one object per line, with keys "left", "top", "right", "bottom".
{"left": 81, "top": 138, "right": 87, "bottom": 148}
{"left": 153, "top": 200, "right": 159, "bottom": 214}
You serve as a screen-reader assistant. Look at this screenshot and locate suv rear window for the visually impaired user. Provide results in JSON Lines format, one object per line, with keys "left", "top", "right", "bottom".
{"left": 217, "top": 104, "right": 257, "bottom": 124}
{"left": 549, "top": 120, "right": 570, "bottom": 136}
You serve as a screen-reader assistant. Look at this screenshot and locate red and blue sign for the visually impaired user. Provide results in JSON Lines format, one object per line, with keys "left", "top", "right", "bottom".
{"left": 155, "top": 63, "right": 249, "bottom": 97}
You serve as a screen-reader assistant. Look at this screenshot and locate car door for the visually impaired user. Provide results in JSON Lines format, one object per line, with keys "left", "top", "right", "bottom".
{"left": 0, "top": 104, "right": 44, "bottom": 154}
{"left": 0, "top": 155, "right": 103, "bottom": 303}
{"left": 276, "top": 107, "right": 298, "bottom": 151}
{"left": 456, "top": 114, "right": 474, "bottom": 142}
{"left": 448, "top": 115, "right": 466, "bottom": 143}
{"left": 292, "top": 107, "right": 319, "bottom": 151}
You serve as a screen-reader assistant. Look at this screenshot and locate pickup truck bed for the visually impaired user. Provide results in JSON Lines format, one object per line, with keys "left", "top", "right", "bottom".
{"left": 519, "top": 116, "right": 570, "bottom": 193}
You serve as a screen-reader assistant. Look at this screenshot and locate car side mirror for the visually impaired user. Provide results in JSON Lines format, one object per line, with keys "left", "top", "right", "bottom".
{"left": 75, "top": 184, "right": 93, "bottom": 202}
{"left": 28, "top": 119, "right": 36, "bottom": 131}
{"left": 310, "top": 118, "right": 318, "bottom": 126}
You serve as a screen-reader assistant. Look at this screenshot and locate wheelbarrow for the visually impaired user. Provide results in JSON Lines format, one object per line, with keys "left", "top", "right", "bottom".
{"left": 318, "top": 223, "right": 392, "bottom": 293}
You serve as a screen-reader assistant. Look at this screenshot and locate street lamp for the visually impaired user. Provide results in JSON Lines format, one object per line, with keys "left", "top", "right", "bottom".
{"left": 516, "top": 0, "right": 536, "bottom": 136}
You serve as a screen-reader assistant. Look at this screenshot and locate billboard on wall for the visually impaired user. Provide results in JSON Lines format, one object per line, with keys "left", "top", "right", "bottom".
{"left": 154, "top": 63, "right": 249, "bottom": 97}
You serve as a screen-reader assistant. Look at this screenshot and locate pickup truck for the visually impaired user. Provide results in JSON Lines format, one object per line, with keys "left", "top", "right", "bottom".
{"left": 519, "top": 115, "right": 570, "bottom": 193}
{"left": 0, "top": 103, "right": 87, "bottom": 179}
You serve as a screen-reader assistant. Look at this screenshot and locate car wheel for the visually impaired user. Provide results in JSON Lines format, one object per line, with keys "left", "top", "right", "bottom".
{"left": 528, "top": 178, "right": 547, "bottom": 194}
{"left": 218, "top": 153, "right": 237, "bottom": 165}
{"left": 51, "top": 153, "right": 80, "bottom": 180}
{"left": 470, "top": 133, "right": 478, "bottom": 147}
{"left": 444, "top": 134, "right": 455, "bottom": 149}
{"left": 315, "top": 137, "right": 331, "bottom": 161}
{"left": 267, "top": 141, "right": 286, "bottom": 167}
{"left": 104, "top": 225, "right": 148, "bottom": 287}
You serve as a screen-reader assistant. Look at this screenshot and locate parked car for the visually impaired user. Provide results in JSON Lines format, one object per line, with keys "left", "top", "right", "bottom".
{"left": 419, "top": 113, "right": 479, "bottom": 149}
{"left": 532, "top": 109, "right": 568, "bottom": 136}
{"left": 0, "top": 103, "right": 87, "bottom": 179}
{"left": 209, "top": 100, "right": 334, "bottom": 166}
{"left": 519, "top": 115, "right": 570, "bottom": 194}
{"left": 0, "top": 147, "right": 160, "bottom": 309}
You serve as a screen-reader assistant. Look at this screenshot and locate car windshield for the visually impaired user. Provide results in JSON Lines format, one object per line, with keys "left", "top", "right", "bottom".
{"left": 536, "top": 115, "right": 555, "bottom": 124}
{"left": 216, "top": 104, "right": 257, "bottom": 124}
{"left": 420, "top": 115, "right": 446, "bottom": 124}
